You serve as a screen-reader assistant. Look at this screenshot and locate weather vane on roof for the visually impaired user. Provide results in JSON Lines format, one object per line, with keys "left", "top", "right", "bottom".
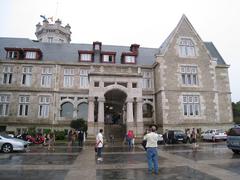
{"left": 40, "top": 15, "right": 53, "bottom": 22}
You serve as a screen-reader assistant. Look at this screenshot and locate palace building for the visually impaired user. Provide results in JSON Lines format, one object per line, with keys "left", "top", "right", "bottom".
{"left": 0, "top": 15, "right": 233, "bottom": 139}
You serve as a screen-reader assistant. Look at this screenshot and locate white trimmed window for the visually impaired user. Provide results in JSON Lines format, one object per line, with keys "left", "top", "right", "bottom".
{"left": 64, "top": 69, "right": 74, "bottom": 88}
{"left": 25, "top": 51, "right": 37, "bottom": 59}
{"left": 7, "top": 51, "right": 18, "bottom": 59}
{"left": 80, "top": 54, "right": 92, "bottom": 62}
{"left": 18, "top": 95, "right": 30, "bottom": 116}
{"left": 179, "top": 38, "right": 195, "bottom": 57}
{"left": 38, "top": 96, "right": 50, "bottom": 118}
{"left": 0, "top": 94, "right": 10, "bottom": 116}
{"left": 142, "top": 72, "right": 152, "bottom": 89}
{"left": 125, "top": 56, "right": 135, "bottom": 63}
{"left": 21, "top": 67, "right": 32, "bottom": 86}
{"left": 41, "top": 67, "right": 52, "bottom": 87}
{"left": 3, "top": 65, "right": 13, "bottom": 84}
{"left": 181, "top": 66, "right": 198, "bottom": 85}
{"left": 182, "top": 95, "right": 200, "bottom": 117}
{"left": 80, "top": 69, "right": 89, "bottom": 88}
{"left": 103, "top": 55, "right": 114, "bottom": 63}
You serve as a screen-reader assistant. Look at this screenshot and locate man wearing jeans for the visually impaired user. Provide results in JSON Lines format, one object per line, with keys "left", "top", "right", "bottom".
{"left": 144, "top": 126, "right": 159, "bottom": 174}
{"left": 96, "top": 129, "right": 104, "bottom": 161}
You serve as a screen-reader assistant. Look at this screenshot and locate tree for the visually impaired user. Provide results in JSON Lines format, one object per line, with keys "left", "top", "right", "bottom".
{"left": 70, "top": 118, "right": 88, "bottom": 132}
{"left": 232, "top": 101, "right": 240, "bottom": 124}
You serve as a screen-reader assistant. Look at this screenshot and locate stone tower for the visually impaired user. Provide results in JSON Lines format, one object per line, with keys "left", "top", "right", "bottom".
{"left": 35, "top": 19, "right": 71, "bottom": 43}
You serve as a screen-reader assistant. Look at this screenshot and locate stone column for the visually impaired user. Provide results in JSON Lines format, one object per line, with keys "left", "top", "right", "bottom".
{"left": 87, "top": 97, "right": 95, "bottom": 137}
{"left": 97, "top": 97, "right": 105, "bottom": 130}
{"left": 126, "top": 98, "right": 134, "bottom": 132}
{"left": 136, "top": 97, "right": 144, "bottom": 137}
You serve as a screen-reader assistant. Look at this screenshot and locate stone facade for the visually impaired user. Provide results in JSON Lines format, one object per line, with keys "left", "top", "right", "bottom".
{"left": 0, "top": 15, "right": 233, "bottom": 138}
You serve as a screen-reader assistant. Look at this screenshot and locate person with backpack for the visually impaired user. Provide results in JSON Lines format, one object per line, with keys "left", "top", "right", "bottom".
{"left": 126, "top": 130, "right": 134, "bottom": 150}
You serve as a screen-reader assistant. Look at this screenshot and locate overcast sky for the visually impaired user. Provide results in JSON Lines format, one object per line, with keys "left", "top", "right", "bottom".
{"left": 0, "top": 0, "right": 239, "bottom": 102}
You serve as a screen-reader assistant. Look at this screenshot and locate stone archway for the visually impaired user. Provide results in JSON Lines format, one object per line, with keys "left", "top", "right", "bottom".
{"left": 104, "top": 89, "right": 127, "bottom": 141}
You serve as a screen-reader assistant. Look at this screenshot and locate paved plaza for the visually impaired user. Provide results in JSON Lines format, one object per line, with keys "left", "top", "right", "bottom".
{"left": 0, "top": 142, "right": 240, "bottom": 180}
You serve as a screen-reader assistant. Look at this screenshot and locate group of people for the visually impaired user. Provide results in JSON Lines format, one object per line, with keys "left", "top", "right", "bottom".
{"left": 67, "top": 129, "right": 85, "bottom": 148}
{"left": 43, "top": 132, "right": 55, "bottom": 151}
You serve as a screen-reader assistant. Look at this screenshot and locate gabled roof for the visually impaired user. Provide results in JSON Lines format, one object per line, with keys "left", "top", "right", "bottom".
{"left": 158, "top": 14, "right": 203, "bottom": 56}
{"left": 157, "top": 14, "right": 226, "bottom": 65}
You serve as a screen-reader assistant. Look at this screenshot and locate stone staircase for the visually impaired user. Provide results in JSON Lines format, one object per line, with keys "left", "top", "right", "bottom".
{"left": 104, "top": 124, "right": 126, "bottom": 143}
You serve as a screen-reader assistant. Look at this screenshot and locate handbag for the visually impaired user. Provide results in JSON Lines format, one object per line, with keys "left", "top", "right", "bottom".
{"left": 141, "top": 140, "right": 147, "bottom": 151}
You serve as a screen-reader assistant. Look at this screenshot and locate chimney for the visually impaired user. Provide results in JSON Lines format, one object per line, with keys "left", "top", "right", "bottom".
{"left": 130, "top": 44, "right": 140, "bottom": 54}
{"left": 93, "top": 41, "right": 102, "bottom": 51}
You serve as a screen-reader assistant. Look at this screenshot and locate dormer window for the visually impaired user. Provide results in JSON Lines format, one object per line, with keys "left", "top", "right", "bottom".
{"left": 25, "top": 51, "right": 37, "bottom": 59}
{"left": 7, "top": 51, "right": 18, "bottom": 59}
{"left": 78, "top": 51, "right": 94, "bottom": 62}
{"left": 125, "top": 56, "right": 136, "bottom": 63}
{"left": 81, "top": 54, "right": 92, "bottom": 61}
{"left": 23, "top": 48, "right": 42, "bottom": 60}
{"left": 179, "top": 38, "right": 196, "bottom": 57}
{"left": 101, "top": 52, "right": 116, "bottom": 63}
{"left": 5, "top": 48, "right": 22, "bottom": 60}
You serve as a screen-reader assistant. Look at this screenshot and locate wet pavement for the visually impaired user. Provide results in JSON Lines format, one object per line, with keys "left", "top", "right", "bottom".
{"left": 0, "top": 142, "right": 239, "bottom": 180}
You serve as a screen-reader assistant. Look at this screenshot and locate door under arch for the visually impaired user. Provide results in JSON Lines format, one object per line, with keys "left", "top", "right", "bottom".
{"left": 104, "top": 89, "right": 127, "bottom": 141}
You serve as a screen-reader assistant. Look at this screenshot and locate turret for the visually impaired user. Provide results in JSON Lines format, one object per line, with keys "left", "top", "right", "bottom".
{"left": 35, "top": 18, "right": 71, "bottom": 43}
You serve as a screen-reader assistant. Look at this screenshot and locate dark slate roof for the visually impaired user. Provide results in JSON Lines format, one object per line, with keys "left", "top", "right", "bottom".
{"left": 0, "top": 37, "right": 158, "bottom": 66}
{"left": 204, "top": 42, "right": 226, "bottom": 65}
{"left": 0, "top": 37, "right": 226, "bottom": 65}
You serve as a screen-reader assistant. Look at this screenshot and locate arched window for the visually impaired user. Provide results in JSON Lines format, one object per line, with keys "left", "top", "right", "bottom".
{"left": 60, "top": 102, "right": 73, "bottom": 118}
{"left": 179, "top": 38, "right": 195, "bottom": 57}
{"left": 77, "top": 103, "right": 88, "bottom": 121}
{"left": 143, "top": 103, "right": 153, "bottom": 118}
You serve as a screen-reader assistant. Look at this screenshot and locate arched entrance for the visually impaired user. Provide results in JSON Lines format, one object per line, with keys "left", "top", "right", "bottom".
{"left": 104, "top": 89, "right": 127, "bottom": 141}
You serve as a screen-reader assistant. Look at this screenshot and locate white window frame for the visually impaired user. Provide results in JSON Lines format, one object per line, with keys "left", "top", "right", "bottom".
{"left": 7, "top": 51, "right": 18, "bottom": 59}
{"left": 80, "top": 69, "right": 89, "bottom": 88}
{"left": 2, "top": 65, "right": 13, "bottom": 84}
{"left": 142, "top": 72, "right": 152, "bottom": 89}
{"left": 63, "top": 69, "right": 74, "bottom": 88}
{"left": 179, "top": 38, "right": 196, "bottom": 57}
{"left": 181, "top": 66, "right": 198, "bottom": 86}
{"left": 80, "top": 54, "right": 92, "bottom": 62}
{"left": 182, "top": 95, "right": 200, "bottom": 117}
{"left": 0, "top": 94, "right": 10, "bottom": 116}
{"left": 41, "top": 67, "right": 52, "bottom": 88}
{"left": 102, "top": 55, "right": 114, "bottom": 63}
{"left": 125, "top": 56, "right": 135, "bottom": 63}
{"left": 21, "top": 67, "right": 32, "bottom": 86}
{"left": 18, "top": 95, "right": 30, "bottom": 117}
{"left": 38, "top": 96, "right": 50, "bottom": 118}
{"left": 25, "top": 51, "right": 37, "bottom": 59}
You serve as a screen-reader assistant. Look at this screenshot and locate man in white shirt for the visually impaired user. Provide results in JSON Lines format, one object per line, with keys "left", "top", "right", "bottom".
{"left": 143, "top": 126, "right": 159, "bottom": 174}
{"left": 96, "top": 129, "right": 104, "bottom": 161}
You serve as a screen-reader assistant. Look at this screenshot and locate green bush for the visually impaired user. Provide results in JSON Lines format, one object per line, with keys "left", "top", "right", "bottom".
{"left": 54, "top": 130, "right": 65, "bottom": 140}
{"left": 70, "top": 118, "right": 88, "bottom": 131}
{"left": 43, "top": 129, "right": 51, "bottom": 134}
{"left": 28, "top": 127, "right": 36, "bottom": 136}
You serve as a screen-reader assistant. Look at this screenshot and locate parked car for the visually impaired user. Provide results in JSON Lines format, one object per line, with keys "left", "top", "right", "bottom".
{"left": 227, "top": 126, "right": 240, "bottom": 154}
{"left": 167, "top": 130, "right": 187, "bottom": 144}
{"left": 201, "top": 129, "right": 227, "bottom": 141}
{"left": 0, "top": 134, "right": 29, "bottom": 153}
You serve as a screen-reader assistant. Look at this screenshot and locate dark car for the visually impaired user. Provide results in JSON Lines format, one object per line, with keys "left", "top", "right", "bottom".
{"left": 167, "top": 130, "right": 187, "bottom": 144}
{"left": 227, "top": 126, "right": 240, "bottom": 154}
